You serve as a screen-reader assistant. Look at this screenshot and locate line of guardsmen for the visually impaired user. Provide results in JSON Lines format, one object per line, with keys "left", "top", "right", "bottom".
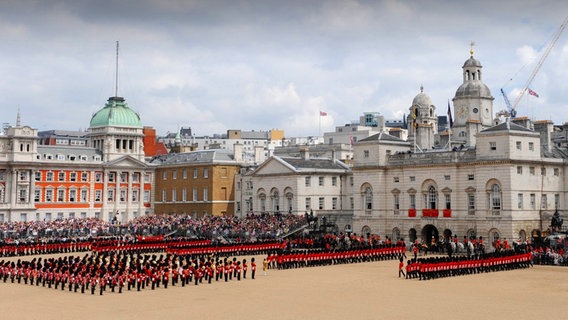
{"left": 0, "top": 252, "right": 258, "bottom": 295}
{"left": 0, "top": 239, "right": 93, "bottom": 257}
{"left": 268, "top": 244, "right": 407, "bottom": 269}
{"left": 405, "top": 250, "right": 533, "bottom": 280}
{"left": 0, "top": 237, "right": 287, "bottom": 258}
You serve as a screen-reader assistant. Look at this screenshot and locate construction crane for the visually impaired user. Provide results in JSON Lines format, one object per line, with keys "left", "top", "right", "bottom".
{"left": 498, "top": 88, "right": 516, "bottom": 118}
{"left": 499, "top": 16, "right": 568, "bottom": 119}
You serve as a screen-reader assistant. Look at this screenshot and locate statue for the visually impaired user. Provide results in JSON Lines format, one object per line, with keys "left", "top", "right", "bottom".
{"left": 551, "top": 210, "right": 563, "bottom": 232}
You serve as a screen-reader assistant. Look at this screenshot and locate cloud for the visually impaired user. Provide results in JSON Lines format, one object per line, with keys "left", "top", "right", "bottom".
{"left": 1, "top": 0, "right": 567, "bottom": 137}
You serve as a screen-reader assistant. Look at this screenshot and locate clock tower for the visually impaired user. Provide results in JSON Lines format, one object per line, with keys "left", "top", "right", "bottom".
{"left": 451, "top": 44, "right": 494, "bottom": 146}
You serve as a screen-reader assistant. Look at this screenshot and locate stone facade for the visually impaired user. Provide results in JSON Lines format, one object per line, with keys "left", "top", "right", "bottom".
{"left": 0, "top": 101, "right": 154, "bottom": 223}
{"left": 351, "top": 51, "right": 565, "bottom": 247}
{"left": 152, "top": 150, "right": 240, "bottom": 217}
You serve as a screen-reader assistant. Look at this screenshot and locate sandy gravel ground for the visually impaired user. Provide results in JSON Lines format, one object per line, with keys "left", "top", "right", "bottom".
{"left": 0, "top": 253, "right": 566, "bottom": 320}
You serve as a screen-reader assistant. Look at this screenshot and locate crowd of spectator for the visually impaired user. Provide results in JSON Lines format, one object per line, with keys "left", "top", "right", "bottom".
{"left": 0, "top": 212, "right": 307, "bottom": 242}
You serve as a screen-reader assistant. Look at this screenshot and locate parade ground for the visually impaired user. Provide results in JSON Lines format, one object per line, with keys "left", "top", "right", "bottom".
{"left": 0, "top": 254, "right": 566, "bottom": 320}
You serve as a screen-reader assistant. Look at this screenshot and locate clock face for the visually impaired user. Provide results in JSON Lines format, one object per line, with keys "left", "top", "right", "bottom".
{"left": 473, "top": 107, "right": 479, "bottom": 114}
{"left": 457, "top": 105, "right": 467, "bottom": 118}
{"left": 482, "top": 108, "right": 490, "bottom": 120}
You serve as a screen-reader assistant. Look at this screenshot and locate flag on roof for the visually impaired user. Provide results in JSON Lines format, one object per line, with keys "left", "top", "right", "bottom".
{"left": 528, "top": 88, "right": 539, "bottom": 98}
{"left": 447, "top": 100, "right": 454, "bottom": 128}
{"left": 320, "top": 111, "right": 327, "bottom": 116}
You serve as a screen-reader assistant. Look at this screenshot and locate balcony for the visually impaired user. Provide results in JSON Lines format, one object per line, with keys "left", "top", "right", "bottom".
{"left": 442, "top": 209, "right": 452, "bottom": 218}
{"left": 408, "top": 209, "right": 417, "bottom": 217}
{"left": 422, "top": 209, "right": 439, "bottom": 218}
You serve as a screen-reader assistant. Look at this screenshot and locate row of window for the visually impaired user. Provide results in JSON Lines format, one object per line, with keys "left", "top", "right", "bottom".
{"left": 304, "top": 176, "right": 339, "bottom": 187}
{"left": 16, "top": 171, "right": 150, "bottom": 183}
{"left": 54, "top": 138, "right": 86, "bottom": 146}
{"left": 248, "top": 196, "right": 354, "bottom": 213}
{"left": 516, "top": 166, "right": 560, "bottom": 176}
{"left": 30, "top": 188, "right": 150, "bottom": 203}
{"left": 162, "top": 168, "right": 210, "bottom": 180}
{"left": 514, "top": 140, "right": 535, "bottom": 151}
{"left": 364, "top": 186, "right": 560, "bottom": 213}
{"left": 392, "top": 175, "right": 474, "bottom": 183}
{"left": 363, "top": 185, "right": 496, "bottom": 212}
{"left": 490, "top": 141, "right": 535, "bottom": 152}
{"left": 37, "top": 153, "right": 101, "bottom": 161}
{"left": 517, "top": 193, "right": 559, "bottom": 210}
{"left": 303, "top": 196, "right": 350, "bottom": 211}
{"left": 160, "top": 188, "right": 210, "bottom": 202}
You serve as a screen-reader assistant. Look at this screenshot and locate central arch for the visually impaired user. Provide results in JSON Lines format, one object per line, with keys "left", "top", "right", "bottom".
{"left": 421, "top": 224, "right": 439, "bottom": 244}
{"left": 443, "top": 228, "right": 452, "bottom": 241}
{"left": 408, "top": 228, "right": 417, "bottom": 243}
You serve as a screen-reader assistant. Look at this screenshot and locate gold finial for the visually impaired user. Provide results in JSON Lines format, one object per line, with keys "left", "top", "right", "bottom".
{"left": 470, "top": 41, "right": 475, "bottom": 56}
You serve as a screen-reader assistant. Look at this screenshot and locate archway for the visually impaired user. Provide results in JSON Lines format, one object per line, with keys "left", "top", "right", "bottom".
{"left": 392, "top": 227, "right": 401, "bottom": 241}
{"left": 361, "top": 225, "right": 371, "bottom": 238}
{"left": 421, "top": 224, "right": 439, "bottom": 244}
{"left": 466, "top": 229, "right": 476, "bottom": 240}
{"left": 518, "top": 230, "right": 527, "bottom": 242}
{"left": 443, "top": 228, "right": 452, "bottom": 241}
{"left": 408, "top": 228, "right": 417, "bottom": 243}
{"left": 489, "top": 228, "right": 500, "bottom": 250}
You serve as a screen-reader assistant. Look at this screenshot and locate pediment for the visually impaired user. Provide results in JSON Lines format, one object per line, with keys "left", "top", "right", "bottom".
{"left": 104, "top": 155, "right": 149, "bottom": 168}
{"left": 253, "top": 157, "right": 296, "bottom": 175}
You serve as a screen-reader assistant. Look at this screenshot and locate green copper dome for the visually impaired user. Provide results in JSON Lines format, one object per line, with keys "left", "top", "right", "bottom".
{"left": 89, "top": 96, "right": 142, "bottom": 128}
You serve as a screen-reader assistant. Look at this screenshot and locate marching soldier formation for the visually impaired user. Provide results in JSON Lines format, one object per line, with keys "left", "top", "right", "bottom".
{"left": 404, "top": 250, "right": 533, "bottom": 281}
{"left": 0, "top": 213, "right": 549, "bottom": 295}
{"left": 0, "top": 252, "right": 261, "bottom": 295}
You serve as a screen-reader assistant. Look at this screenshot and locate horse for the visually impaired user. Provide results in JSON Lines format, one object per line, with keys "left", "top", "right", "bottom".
{"left": 419, "top": 242, "right": 441, "bottom": 256}
{"left": 474, "top": 243, "right": 485, "bottom": 255}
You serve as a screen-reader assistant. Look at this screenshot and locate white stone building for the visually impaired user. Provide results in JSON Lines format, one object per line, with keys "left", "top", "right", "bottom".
{"left": 234, "top": 149, "right": 352, "bottom": 231}
{"left": 352, "top": 50, "right": 565, "bottom": 247}
{"left": 0, "top": 96, "right": 155, "bottom": 223}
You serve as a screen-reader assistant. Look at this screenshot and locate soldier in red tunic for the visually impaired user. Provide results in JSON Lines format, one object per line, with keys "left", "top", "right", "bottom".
{"left": 251, "top": 258, "right": 256, "bottom": 279}
{"left": 242, "top": 259, "right": 248, "bottom": 279}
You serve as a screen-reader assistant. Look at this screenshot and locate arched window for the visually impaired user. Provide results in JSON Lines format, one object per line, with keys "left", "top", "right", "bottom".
{"left": 491, "top": 184, "right": 501, "bottom": 210}
{"left": 271, "top": 190, "right": 280, "bottom": 213}
{"left": 361, "top": 225, "right": 371, "bottom": 237}
{"left": 365, "top": 187, "right": 373, "bottom": 210}
{"left": 428, "top": 186, "right": 437, "bottom": 209}
{"left": 518, "top": 230, "right": 527, "bottom": 242}
{"left": 392, "top": 227, "right": 401, "bottom": 241}
{"left": 489, "top": 229, "right": 500, "bottom": 247}
{"left": 258, "top": 194, "right": 266, "bottom": 212}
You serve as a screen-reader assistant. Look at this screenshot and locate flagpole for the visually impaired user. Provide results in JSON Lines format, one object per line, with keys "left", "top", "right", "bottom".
{"left": 447, "top": 100, "right": 453, "bottom": 151}
{"left": 448, "top": 128, "right": 452, "bottom": 151}
{"left": 319, "top": 112, "right": 321, "bottom": 138}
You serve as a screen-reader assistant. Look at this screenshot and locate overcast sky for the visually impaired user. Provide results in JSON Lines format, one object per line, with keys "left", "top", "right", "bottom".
{"left": 1, "top": 0, "right": 567, "bottom": 137}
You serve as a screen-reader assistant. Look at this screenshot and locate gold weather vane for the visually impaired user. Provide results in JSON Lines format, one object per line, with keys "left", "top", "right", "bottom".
{"left": 470, "top": 41, "right": 475, "bottom": 56}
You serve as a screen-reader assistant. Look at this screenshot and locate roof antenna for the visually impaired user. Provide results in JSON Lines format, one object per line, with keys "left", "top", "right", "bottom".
{"left": 115, "top": 41, "right": 119, "bottom": 98}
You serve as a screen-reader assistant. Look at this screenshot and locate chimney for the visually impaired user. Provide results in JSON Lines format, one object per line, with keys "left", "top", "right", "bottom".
{"left": 254, "top": 145, "right": 265, "bottom": 164}
{"left": 534, "top": 120, "right": 553, "bottom": 153}
{"left": 233, "top": 143, "right": 243, "bottom": 162}
{"left": 300, "top": 147, "right": 310, "bottom": 160}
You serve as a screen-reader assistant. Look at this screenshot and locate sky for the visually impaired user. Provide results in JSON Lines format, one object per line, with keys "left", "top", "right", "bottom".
{"left": 1, "top": 0, "right": 567, "bottom": 138}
